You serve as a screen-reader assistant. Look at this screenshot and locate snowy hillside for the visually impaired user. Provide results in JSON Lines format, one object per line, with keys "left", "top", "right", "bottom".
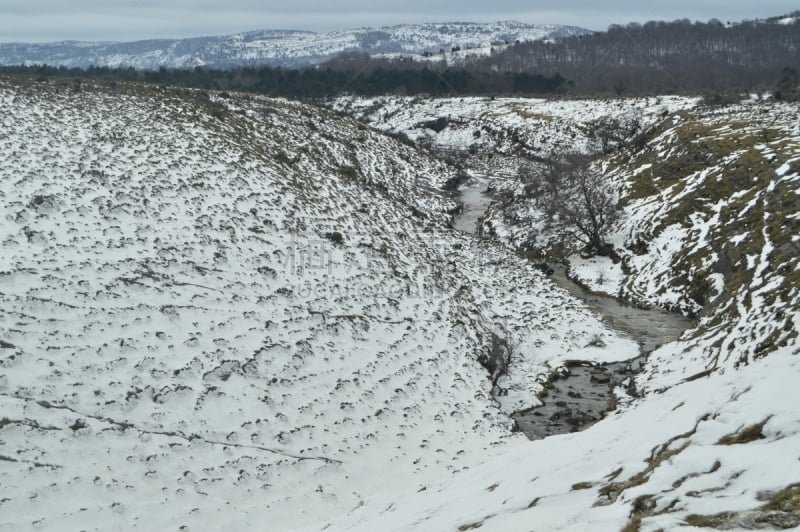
{"left": 337, "top": 93, "right": 800, "bottom": 372}
{"left": 327, "top": 93, "right": 800, "bottom": 531}
{"left": 0, "top": 80, "right": 643, "bottom": 530}
{"left": 2, "top": 76, "right": 798, "bottom": 531}
{"left": 331, "top": 94, "right": 699, "bottom": 170}
{"left": 0, "top": 21, "right": 590, "bottom": 69}
{"left": 601, "top": 99, "right": 800, "bottom": 385}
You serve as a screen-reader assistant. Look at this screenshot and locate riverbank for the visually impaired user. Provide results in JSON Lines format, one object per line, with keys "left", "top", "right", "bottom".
{"left": 453, "top": 176, "right": 690, "bottom": 440}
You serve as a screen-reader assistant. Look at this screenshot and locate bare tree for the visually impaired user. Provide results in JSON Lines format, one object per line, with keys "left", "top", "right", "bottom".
{"left": 558, "top": 163, "right": 618, "bottom": 255}
{"left": 522, "top": 154, "right": 619, "bottom": 255}
{"left": 589, "top": 112, "right": 643, "bottom": 154}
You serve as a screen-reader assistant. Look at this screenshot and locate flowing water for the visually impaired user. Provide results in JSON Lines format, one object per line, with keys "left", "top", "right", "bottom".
{"left": 452, "top": 177, "right": 494, "bottom": 234}
{"left": 453, "top": 177, "right": 692, "bottom": 440}
{"left": 547, "top": 264, "right": 690, "bottom": 355}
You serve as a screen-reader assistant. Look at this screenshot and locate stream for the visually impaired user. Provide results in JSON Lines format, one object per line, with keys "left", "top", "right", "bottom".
{"left": 452, "top": 176, "right": 494, "bottom": 234}
{"left": 453, "top": 177, "right": 692, "bottom": 440}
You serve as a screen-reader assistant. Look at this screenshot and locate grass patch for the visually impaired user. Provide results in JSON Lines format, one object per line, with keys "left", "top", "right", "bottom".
{"left": 763, "top": 484, "right": 800, "bottom": 513}
{"left": 596, "top": 416, "right": 709, "bottom": 506}
{"left": 508, "top": 106, "right": 555, "bottom": 121}
{"left": 684, "top": 484, "right": 800, "bottom": 529}
{"left": 717, "top": 418, "right": 770, "bottom": 445}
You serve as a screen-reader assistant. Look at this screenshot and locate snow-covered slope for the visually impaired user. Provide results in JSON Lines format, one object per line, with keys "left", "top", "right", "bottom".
{"left": 319, "top": 348, "right": 800, "bottom": 531}
{"left": 326, "top": 93, "right": 800, "bottom": 531}
{"left": 0, "top": 80, "right": 640, "bottom": 530}
{"left": 0, "top": 22, "right": 591, "bottom": 69}
{"left": 601, "top": 99, "right": 800, "bottom": 385}
{"left": 331, "top": 94, "right": 699, "bottom": 172}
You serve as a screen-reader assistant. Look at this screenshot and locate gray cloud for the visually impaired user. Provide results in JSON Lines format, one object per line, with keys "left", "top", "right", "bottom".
{"left": 1, "top": 1, "right": 797, "bottom": 42}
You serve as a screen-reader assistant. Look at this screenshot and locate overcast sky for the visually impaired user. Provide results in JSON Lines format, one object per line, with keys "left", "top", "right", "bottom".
{"left": 1, "top": 0, "right": 797, "bottom": 42}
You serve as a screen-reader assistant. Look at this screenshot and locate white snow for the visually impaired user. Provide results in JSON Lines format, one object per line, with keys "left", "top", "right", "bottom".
{"left": 0, "top": 22, "right": 591, "bottom": 69}
{"left": 568, "top": 255, "right": 626, "bottom": 296}
{"left": 0, "top": 81, "right": 642, "bottom": 531}
{"left": 1, "top": 82, "right": 798, "bottom": 532}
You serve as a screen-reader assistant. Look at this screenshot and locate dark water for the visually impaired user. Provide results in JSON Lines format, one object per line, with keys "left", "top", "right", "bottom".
{"left": 511, "top": 358, "right": 643, "bottom": 440}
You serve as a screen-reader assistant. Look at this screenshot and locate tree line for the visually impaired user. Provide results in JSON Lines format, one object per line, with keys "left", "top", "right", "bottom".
{"left": 0, "top": 63, "right": 570, "bottom": 99}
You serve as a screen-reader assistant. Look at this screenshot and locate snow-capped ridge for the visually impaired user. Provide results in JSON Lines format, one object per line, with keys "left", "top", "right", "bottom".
{"left": 0, "top": 21, "right": 591, "bottom": 69}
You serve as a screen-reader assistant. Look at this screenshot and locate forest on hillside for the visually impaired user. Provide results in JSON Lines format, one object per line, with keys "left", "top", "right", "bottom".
{"left": 469, "top": 14, "right": 800, "bottom": 95}
{"left": 0, "top": 64, "right": 569, "bottom": 98}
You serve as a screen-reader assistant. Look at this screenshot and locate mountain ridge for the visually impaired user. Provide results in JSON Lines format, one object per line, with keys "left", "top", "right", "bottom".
{"left": 0, "top": 21, "right": 591, "bottom": 69}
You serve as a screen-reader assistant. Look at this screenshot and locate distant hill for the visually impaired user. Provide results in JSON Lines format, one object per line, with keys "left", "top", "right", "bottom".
{"left": 0, "top": 21, "right": 591, "bottom": 69}
{"left": 469, "top": 12, "right": 800, "bottom": 94}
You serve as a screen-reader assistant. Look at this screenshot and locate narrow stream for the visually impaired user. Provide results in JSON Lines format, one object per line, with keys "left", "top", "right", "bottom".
{"left": 452, "top": 176, "right": 493, "bottom": 234}
{"left": 453, "top": 177, "right": 691, "bottom": 440}
{"left": 548, "top": 264, "right": 689, "bottom": 355}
